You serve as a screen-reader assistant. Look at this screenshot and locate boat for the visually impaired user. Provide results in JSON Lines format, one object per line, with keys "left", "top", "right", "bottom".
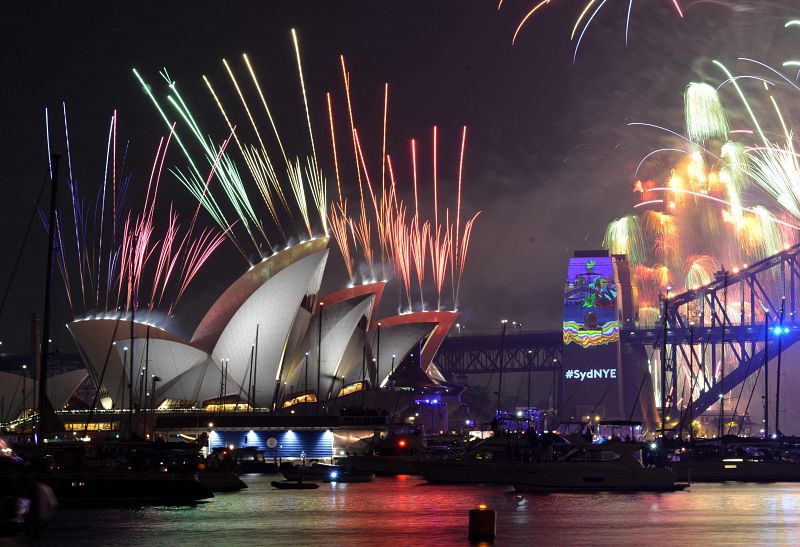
{"left": 197, "top": 470, "right": 248, "bottom": 492}
{"left": 509, "top": 442, "right": 681, "bottom": 493}
{"left": 23, "top": 440, "right": 215, "bottom": 506}
{"left": 1, "top": 436, "right": 58, "bottom": 535}
{"left": 342, "top": 452, "right": 418, "bottom": 476}
{"left": 281, "top": 459, "right": 375, "bottom": 483}
{"left": 416, "top": 434, "right": 565, "bottom": 484}
{"left": 339, "top": 436, "right": 421, "bottom": 476}
{"left": 30, "top": 469, "right": 214, "bottom": 506}
{"left": 271, "top": 480, "right": 320, "bottom": 490}
{"left": 231, "top": 447, "right": 278, "bottom": 474}
{"left": 280, "top": 461, "right": 341, "bottom": 481}
{"left": 322, "top": 469, "right": 375, "bottom": 483}
{"left": 337, "top": 430, "right": 462, "bottom": 476}
{"left": 670, "top": 441, "right": 800, "bottom": 482}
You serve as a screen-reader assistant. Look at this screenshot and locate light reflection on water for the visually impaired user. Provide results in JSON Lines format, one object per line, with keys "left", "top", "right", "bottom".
{"left": 15, "top": 476, "right": 800, "bottom": 546}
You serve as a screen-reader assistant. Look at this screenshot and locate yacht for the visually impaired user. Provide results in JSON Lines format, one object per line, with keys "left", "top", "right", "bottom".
{"left": 670, "top": 442, "right": 800, "bottom": 482}
{"left": 280, "top": 460, "right": 341, "bottom": 481}
{"left": 339, "top": 432, "right": 435, "bottom": 476}
{"left": 27, "top": 441, "right": 214, "bottom": 506}
{"left": 416, "top": 435, "right": 553, "bottom": 484}
{"left": 508, "top": 442, "right": 680, "bottom": 493}
{"left": 31, "top": 468, "right": 214, "bottom": 506}
{"left": 197, "top": 469, "right": 248, "bottom": 492}
{"left": 1, "top": 436, "right": 58, "bottom": 534}
{"left": 231, "top": 447, "right": 278, "bottom": 474}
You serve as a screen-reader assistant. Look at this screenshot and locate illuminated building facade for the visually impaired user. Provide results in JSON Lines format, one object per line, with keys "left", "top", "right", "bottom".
{"left": 560, "top": 250, "right": 655, "bottom": 422}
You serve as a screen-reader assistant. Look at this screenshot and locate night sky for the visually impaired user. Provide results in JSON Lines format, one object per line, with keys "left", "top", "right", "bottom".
{"left": 0, "top": 0, "right": 795, "bottom": 355}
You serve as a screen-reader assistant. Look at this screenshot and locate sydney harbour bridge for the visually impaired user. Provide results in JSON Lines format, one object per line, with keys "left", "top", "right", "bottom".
{"left": 434, "top": 242, "right": 800, "bottom": 432}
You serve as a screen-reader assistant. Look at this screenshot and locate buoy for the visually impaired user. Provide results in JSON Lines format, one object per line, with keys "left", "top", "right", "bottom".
{"left": 468, "top": 503, "right": 496, "bottom": 541}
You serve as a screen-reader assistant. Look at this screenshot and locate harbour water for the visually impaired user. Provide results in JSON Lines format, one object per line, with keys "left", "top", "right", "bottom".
{"left": 10, "top": 476, "right": 800, "bottom": 545}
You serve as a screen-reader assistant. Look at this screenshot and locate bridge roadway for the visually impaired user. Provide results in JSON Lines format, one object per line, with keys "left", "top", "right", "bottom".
{"left": 433, "top": 324, "right": 800, "bottom": 375}
{"left": 15, "top": 324, "right": 791, "bottom": 377}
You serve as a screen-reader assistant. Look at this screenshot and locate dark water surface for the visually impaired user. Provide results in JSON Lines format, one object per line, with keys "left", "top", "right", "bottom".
{"left": 9, "top": 475, "right": 800, "bottom": 546}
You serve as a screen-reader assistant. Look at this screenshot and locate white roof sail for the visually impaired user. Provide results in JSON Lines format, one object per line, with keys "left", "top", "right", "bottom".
{"left": 370, "top": 323, "right": 436, "bottom": 387}
{"left": 211, "top": 250, "right": 329, "bottom": 408}
{"left": 68, "top": 319, "right": 185, "bottom": 408}
{"left": 282, "top": 294, "right": 375, "bottom": 400}
{"left": 0, "top": 369, "right": 88, "bottom": 421}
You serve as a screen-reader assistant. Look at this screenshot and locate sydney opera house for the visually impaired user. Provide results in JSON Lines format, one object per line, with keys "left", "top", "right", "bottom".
{"left": 56, "top": 236, "right": 457, "bottom": 420}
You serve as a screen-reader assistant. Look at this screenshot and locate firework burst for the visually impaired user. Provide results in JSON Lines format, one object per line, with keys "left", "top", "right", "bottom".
{"left": 507, "top": 0, "right": 684, "bottom": 57}
{"left": 43, "top": 108, "right": 226, "bottom": 321}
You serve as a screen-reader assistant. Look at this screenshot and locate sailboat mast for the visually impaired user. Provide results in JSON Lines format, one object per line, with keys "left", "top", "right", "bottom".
{"left": 660, "top": 291, "right": 668, "bottom": 440}
{"left": 317, "top": 302, "right": 323, "bottom": 414}
{"left": 719, "top": 271, "right": 727, "bottom": 442}
{"left": 253, "top": 324, "right": 259, "bottom": 409}
{"left": 361, "top": 345, "right": 366, "bottom": 407}
{"left": 129, "top": 260, "right": 135, "bottom": 439}
{"left": 775, "top": 299, "right": 785, "bottom": 435}
{"left": 37, "top": 154, "right": 61, "bottom": 446}
{"left": 764, "top": 313, "right": 769, "bottom": 438}
{"left": 144, "top": 326, "right": 150, "bottom": 437}
{"left": 247, "top": 345, "right": 255, "bottom": 410}
{"left": 688, "top": 324, "right": 695, "bottom": 444}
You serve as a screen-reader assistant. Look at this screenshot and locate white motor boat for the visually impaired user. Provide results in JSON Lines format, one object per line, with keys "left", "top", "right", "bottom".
{"left": 509, "top": 442, "right": 681, "bottom": 493}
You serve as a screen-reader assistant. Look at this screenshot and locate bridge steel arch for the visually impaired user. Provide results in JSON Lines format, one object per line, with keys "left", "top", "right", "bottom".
{"left": 661, "top": 242, "right": 800, "bottom": 430}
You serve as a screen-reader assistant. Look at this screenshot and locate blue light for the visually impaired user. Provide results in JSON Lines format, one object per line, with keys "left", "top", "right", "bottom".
{"left": 784, "top": 327, "right": 790, "bottom": 334}
{"left": 431, "top": 399, "right": 438, "bottom": 404}
{"left": 330, "top": 471, "right": 338, "bottom": 480}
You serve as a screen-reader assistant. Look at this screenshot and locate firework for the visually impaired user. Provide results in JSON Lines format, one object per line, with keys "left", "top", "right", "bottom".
{"left": 634, "top": 263, "right": 671, "bottom": 326}
{"left": 643, "top": 210, "right": 679, "bottom": 266}
{"left": 390, "top": 206, "right": 413, "bottom": 311}
{"left": 747, "top": 144, "right": 800, "bottom": 220}
{"left": 429, "top": 223, "right": 452, "bottom": 311}
{"left": 42, "top": 109, "right": 225, "bottom": 321}
{"left": 600, "top": 48, "right": 800, "bottom": 391}
{"left": 329, "top": 202, "right": 355, "bottom": 283}
{"left": 603, "top": 215, "right": 648, "bottom": 266}
{"left": 684, "top": 83, "right": 729, "bottom": 143}
{"left": 134, "top": 30, "right": 331, "bottom": 264}
{"left": 133, "top": 67, "right": 246, "bottom": 259}
{"left": 509, "top": 0, "right": 684, "bottom": 56}
{"left": 685, "top": 255, "right": 719, "bottom": 289}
